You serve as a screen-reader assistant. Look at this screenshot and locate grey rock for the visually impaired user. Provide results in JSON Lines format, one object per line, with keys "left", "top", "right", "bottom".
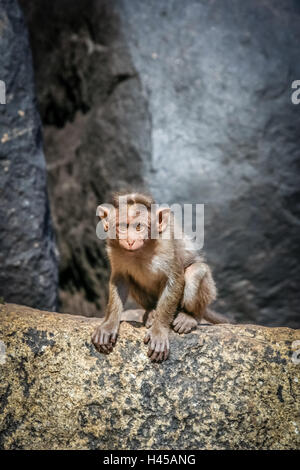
{"left": 0, "top": 303, "right": 299, "bottom": 450}
{"left": 0, "top": 0, "right": 58, "bottom": 310}
{"left": 20, "top": 0, "right": 300, "bottom": 326}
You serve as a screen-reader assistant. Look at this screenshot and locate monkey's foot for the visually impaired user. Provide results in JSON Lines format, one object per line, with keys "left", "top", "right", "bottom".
{"left": 91, "top": 321, "right": 119, "bottom": 354}
{"left": 144, "top": 324, "right": 169, "bottom": 362}
{"left": 172, "top": 312, "right": 198, "bottom": 334}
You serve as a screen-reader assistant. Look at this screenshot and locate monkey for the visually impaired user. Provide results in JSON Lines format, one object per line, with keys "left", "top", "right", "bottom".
{"left": 92, "top": 192, "right": 229, "bottom": 362}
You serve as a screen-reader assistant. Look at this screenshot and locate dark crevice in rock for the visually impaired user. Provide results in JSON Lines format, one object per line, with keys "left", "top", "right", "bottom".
{"left": 276, "top": 385, "right": 284, "bottom": 403}
{"left": 19, "top": 0, "right": 152, "bottom": 317}
{"left": 106, "top": 73, "right": 138, "bottom": 98}
{"left": 0, "top": 385, "right": 12, "bottom": 415}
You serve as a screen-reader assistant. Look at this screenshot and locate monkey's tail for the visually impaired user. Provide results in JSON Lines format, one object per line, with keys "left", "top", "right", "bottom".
{"left": 203, "top": 308, "right": 232, "bottom": 324}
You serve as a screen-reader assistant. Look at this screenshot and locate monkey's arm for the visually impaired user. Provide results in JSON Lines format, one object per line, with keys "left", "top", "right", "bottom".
{"left": 105, "top": 273, "right": 128, "bottom": 323}
{"left": 92, "top": 274, "right": 128, "bottom": 353}
{"left": 144, "top": 268, "right": 185, "bottom": 361}
{"left": 155, "top": 272, "right": 185, "bottom": 326}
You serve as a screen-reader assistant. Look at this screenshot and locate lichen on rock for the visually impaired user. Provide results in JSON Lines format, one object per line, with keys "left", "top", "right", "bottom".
{"left": 0, "top": 303, "right": 299, "bottom": 450}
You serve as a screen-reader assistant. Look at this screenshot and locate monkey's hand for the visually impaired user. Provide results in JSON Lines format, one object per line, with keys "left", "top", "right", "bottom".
{"left": 91, "top": 320, "right": 119, "bottom": 354}
{"left": 144, "top": 321, "right": 170, "bottom": 362}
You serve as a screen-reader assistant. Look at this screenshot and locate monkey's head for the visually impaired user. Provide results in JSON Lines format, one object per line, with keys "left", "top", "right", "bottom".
{"left": 97, "top": 192, "right": 170, "bottom": 252}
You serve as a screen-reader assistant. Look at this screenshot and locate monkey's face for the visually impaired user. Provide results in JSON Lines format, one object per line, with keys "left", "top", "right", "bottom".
{"left": 97, "top": 197, "right": 170, "bottom": 252}
{"left": 116, "top": 206, "right": 150, "bottom": 252}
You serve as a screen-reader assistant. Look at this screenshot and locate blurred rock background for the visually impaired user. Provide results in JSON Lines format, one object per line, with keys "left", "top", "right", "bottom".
{"left": 1, "top": 0, "right": 299, "bottom": 326}
{"left": 0, "top": 0, "right": 58, "bottom": 311}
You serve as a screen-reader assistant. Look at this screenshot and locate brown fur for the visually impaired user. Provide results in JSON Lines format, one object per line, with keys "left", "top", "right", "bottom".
{"left": 92, "top": 192, "right": 226, "bottom": 361}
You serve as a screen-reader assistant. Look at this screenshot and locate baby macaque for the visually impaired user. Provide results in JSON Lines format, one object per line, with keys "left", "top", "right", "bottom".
{"left": 92, "top": 192, "right": 228, "bottom": 362}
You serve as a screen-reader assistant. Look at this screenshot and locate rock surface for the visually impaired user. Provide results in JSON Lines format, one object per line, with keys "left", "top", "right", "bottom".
{"left": 0, "top": 303, "right": 299, "bottom": 450}
{"left": 0, "top": 0, "right": 58, "bottom": 310}
{"left": 19, "top": 0, "right": 300, "bottom": 326}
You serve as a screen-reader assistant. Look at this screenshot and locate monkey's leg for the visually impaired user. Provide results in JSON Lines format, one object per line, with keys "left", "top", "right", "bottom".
{"left": 144, "top": 273, "right": 185, "bottom": 362}
{"left": 92, "top": 275, "right": 128, "bottom": 354}
{"left": 172, "top": 263, "right": 206, "bottom": 333}
{"left": 178, "top": 262, "right": 217, "bottom": 331}
{"left": 189, "top": 264, "right": 230, "bottom": 324}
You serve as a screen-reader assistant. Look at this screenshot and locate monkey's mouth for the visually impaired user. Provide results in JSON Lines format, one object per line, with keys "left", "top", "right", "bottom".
{"left": 122, "top": 244, "right": 145, "bottom": 253}
{"left": 124, "top": 247, "right": 141, "bottom": 252}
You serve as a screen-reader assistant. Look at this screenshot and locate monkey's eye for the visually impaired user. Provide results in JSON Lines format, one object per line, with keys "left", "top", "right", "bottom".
{"left": 134, "top": 222, "right": 147, "bottom": 231}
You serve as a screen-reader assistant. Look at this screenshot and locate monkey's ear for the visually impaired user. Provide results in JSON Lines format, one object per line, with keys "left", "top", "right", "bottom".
{"left": 96, "top": 205, "right": 110, "bottom": 232}
{"left": 156, "top": 208, "right": 170, "bottom": 233}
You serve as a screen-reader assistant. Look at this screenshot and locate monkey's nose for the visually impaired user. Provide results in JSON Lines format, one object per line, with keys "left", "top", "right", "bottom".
{"left": 127, "top": 240, "right": 135, "bottom": 247}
